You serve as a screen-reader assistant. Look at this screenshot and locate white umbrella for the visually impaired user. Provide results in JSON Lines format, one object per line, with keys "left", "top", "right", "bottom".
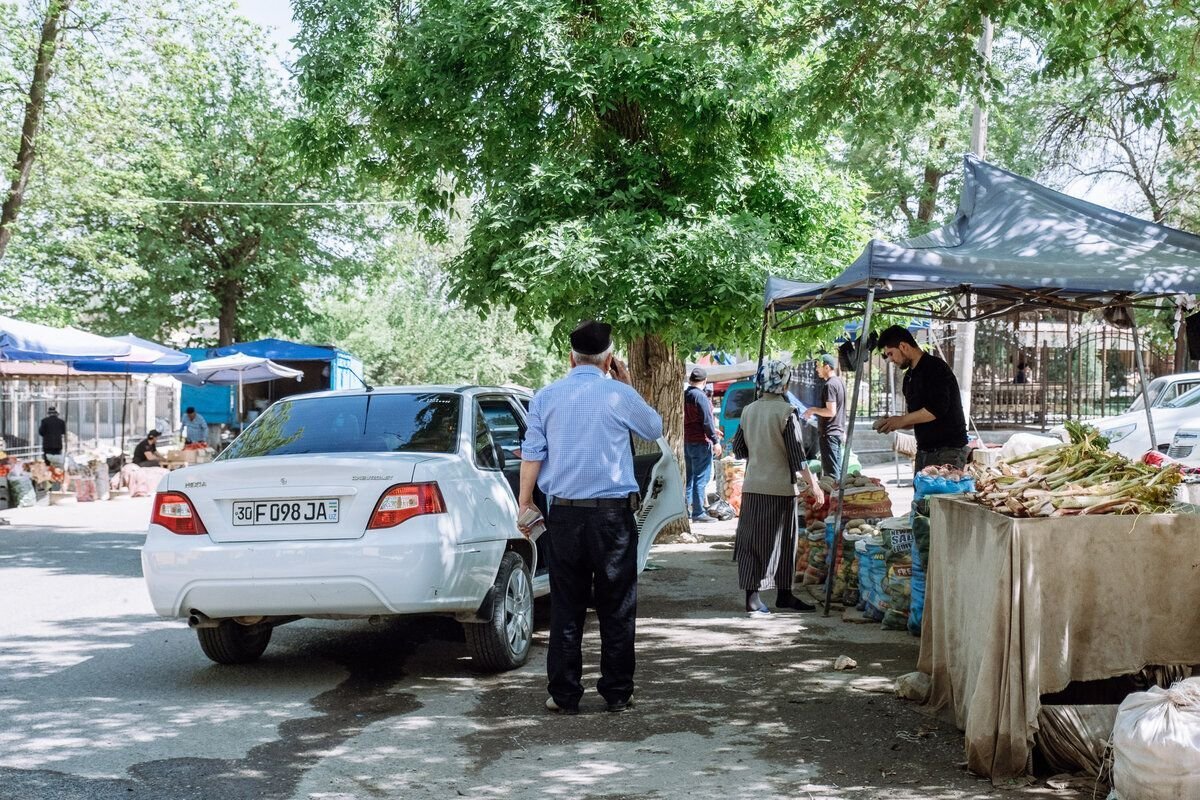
{"left": 684, "top": 359, "right": 761, "bottom": 383}
{"left": 191, "top": 353, "right": 304, "bottom": 421}
{"left": 0, "top": 315, "right": 132, "bottom": 361}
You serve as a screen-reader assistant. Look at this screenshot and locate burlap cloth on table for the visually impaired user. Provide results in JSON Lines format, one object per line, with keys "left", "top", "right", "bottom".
{"left": 916, "top": 496, "right": 1200, "bottom": 780}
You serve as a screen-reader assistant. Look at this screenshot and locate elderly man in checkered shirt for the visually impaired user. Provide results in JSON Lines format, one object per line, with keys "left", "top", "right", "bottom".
{"left": 518, "top": 320, "right": 663, "bottom": 716}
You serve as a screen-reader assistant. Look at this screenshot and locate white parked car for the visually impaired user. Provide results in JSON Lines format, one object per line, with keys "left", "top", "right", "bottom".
{"left": 142, "top": 386, "right": 685, "bottom": 671}
{"left": 1058, "top": 384, "right": 1200, "bottom": 459}
{"left": 1167, "top": 426, "right": 1200, "bottom": 467}
{"left": 1125, "top": 372, "right": 1200, "bottom": 412}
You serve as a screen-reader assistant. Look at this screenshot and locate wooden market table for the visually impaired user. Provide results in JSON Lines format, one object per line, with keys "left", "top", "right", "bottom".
{"left": 916, "top": 496, "right": 1200, "bottom": 779}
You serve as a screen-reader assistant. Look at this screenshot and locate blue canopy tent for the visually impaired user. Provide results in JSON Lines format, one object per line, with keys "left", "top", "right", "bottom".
{"left": 211, "top": 338, "right": 339, "bottom": 362}
{"left": 183, "top": 339, "right": 365, "bottom": 426}
{"left": 760, "top": 154, "right": 1200, "bottom": 614}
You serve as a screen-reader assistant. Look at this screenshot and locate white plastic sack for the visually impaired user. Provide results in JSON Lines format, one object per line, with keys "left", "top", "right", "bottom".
{"left": 1112, "top": 677, "right": 1200, "bottom": 800}
{"left": 999, "top": 433, "right": 1063, "bottom": 461}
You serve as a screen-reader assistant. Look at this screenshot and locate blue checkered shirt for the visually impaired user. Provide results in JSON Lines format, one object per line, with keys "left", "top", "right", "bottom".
{"left": 522, "top": 366, "right": 664, "bottom": 499}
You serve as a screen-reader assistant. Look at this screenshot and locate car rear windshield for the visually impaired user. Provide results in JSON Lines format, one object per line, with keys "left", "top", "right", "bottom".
{"left": 219, "top": 393, "right": 461, "bottom": 459}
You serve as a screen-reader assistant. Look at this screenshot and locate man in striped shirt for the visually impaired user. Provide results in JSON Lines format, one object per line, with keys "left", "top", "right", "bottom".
{"left": 518, "top": 320, "right": 663, "bottom": 715}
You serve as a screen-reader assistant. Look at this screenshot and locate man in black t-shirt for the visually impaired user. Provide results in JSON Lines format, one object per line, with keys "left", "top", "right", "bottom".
{"left": 802, "top": 354, "right": 847, "bottom": 480}
{"left": 133, "top": 430, "right": 163, "bottom": 467}
{"left": 874, "top": 326, "right": 969, "bottom": 471}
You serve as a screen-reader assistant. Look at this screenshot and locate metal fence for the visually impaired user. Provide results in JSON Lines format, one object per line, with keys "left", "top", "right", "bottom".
{"left": 1, "top": 375, "right": 178, "bottom": 458}
{"left": 950, "top": 315, "right": 1173, "bottom": 429}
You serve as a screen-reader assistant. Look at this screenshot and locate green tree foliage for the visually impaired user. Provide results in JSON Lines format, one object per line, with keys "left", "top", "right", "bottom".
{"left": 292, "top": 0, "right": 869, "bottom": 358}
{"left": 0, "top": 1, "right": 380, "bottom": 346}
{"left": 87, "top": 6, "right": 377, "bottom": 346}
{"left": 838, "top": 34, "right": 1049, "bottom": 238}
{"left": 0, "top": 0, "right": 165, "bottom": 322}
{"left": 305, "top": 225, "right": 561, "bottom": 389}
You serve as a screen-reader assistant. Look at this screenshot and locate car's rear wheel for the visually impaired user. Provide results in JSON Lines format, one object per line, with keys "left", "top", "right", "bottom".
{"left": 196, "top": 620, "right": 272, "bottom": 665}
{"left": 465, "top": 551, "right": 533, "bottom": 672}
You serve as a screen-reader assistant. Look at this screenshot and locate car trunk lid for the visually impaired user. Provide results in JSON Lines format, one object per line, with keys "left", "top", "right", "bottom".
{"left": 187, "top": 454, "right": 426, "bottom": 543}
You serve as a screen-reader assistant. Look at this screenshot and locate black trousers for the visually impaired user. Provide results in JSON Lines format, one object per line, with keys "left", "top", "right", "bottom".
{"left": 545, "top": 505, "right": 638, "bottom": 708}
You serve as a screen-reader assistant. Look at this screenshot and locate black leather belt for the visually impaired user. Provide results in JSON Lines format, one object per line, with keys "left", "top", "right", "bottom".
{"left": 551, "top": 495, "right": 639, "bottom": 510}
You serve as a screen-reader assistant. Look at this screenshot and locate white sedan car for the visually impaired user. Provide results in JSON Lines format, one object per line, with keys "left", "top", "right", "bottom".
{"left": 1064, "top": 384, "right": 1200, "bottom": 459}
{"left": 1167, "top": 426, "right": 1200, "bottom": 467}
{"left": 143, "top": 386, "right": 685, "bottom": 671}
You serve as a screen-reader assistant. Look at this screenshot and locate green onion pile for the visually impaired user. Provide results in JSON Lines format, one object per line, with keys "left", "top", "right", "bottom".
{"left": 971, "top": 421, "right": 1182, "bottom": 517}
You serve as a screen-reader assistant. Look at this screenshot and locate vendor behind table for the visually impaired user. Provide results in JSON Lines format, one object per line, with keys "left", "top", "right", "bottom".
{"left": 872, "top": 325, "right": 969, "bottom": 472}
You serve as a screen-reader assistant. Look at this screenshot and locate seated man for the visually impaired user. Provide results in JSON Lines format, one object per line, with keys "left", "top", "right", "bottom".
{"left": 133, "top": 429, "right": 163, "bottom": 467}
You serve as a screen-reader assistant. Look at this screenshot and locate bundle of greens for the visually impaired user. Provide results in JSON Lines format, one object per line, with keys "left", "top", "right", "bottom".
{"left": 971, "top": 422, "right": 1182, "bottom": 517}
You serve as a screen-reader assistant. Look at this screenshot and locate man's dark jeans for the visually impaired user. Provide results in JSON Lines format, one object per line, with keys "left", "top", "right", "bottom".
{"left": 914, "top": 445, "right": 971, "bottom": 473}
{"left": 684, "top": 442, "right": 713, "bottom": 518}
{"left": 544, "top": 505, "right": 638, "bottom": 710}
{"left": 820, "top": 434, "right": 843, "bottom": 482}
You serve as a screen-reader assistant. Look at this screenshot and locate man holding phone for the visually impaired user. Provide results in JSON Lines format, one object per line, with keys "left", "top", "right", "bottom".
{"left": 518, "top": 320, "right": 663, "bottom": 715}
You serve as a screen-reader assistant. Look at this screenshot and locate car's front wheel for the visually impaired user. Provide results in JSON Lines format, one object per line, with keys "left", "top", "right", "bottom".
{"left": 464, "top": 550, "right": 533, "bottom": 672}
{"left": 196, "top": 620, "right": 272, "bottom": 665}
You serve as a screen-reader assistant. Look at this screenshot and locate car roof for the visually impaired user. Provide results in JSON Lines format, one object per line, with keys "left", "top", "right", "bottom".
{"left": 271, "top": 385, "right": 532, "bottom": 403}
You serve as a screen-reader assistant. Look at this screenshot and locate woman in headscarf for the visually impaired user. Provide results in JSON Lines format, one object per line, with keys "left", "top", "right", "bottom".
{"left": 731, "top": 359, "right": 825, "bottom": 614}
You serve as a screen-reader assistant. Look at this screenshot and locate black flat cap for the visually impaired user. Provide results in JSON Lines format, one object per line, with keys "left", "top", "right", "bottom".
{"left": 570, "top": 320, "right": 612, "bottom": 356}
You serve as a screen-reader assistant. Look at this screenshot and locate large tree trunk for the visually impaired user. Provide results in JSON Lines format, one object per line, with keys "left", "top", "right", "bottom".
{"left": 627, "top": 333, "right": 684, "bottom": 457}
{"left": 916, "top": 164, "right": 944, "bottom": 223}
{"left": 0, "top": 0, "right": 72, "bottom": 263}
{"left": 217, "top": 281, "right": 241, "bottom": 346}
{"left": 626, "top": 333, "right": 694, "bottom": 540}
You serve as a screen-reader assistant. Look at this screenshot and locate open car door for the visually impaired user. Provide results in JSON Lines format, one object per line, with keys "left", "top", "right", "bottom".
{"left": 633, "top": 436, "right": 688, "bottom": 573}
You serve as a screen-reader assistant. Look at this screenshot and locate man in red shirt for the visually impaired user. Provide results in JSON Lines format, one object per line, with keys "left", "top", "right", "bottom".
{"left": 683, "top": 367, "right": 721, "bottom": 522}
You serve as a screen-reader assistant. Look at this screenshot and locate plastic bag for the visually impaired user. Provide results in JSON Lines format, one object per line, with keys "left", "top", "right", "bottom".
{"left": 856, "top": 534, "right": 886, "bottom": 621}
{"left": 1113, "top": 677, "right": 1200, "bottom": 799}
{"left": 802, "top": 527, "right": 828, "bottom": 585}
{"left": 881, "top": 528, "right": 913, "bottom": 630}
{"left": 7, "top": 474, "right": 35, "bottom": 508}
{"left": 706, "top": 499, "right": 736, "bottom": 521}
{"left": 912, "top": 472, "right": 976, "bottom": 503}
{"left": 908, "top": 512, "right": 931, "bottom": 636}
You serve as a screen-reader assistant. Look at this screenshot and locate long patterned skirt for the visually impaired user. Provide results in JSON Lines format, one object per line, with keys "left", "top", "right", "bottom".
{"left": 732, "top": 492, "right": 798, "bottom": 592}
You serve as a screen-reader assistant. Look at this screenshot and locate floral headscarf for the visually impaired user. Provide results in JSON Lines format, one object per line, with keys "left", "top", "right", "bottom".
{"left": 757, "top": 359, "right": 791, "bottom": 395}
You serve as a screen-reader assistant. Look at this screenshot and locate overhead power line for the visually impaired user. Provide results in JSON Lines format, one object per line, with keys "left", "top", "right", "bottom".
{"left": 117, "top": 197, "right": 413, "bottom": 208}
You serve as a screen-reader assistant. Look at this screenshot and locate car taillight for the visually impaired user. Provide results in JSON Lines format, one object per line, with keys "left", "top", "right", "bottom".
{"left": 368, "top": 483, "right": 446, "bottom": 529}
{"left": 151, "top": 491, "right": 207, "bottom": 535}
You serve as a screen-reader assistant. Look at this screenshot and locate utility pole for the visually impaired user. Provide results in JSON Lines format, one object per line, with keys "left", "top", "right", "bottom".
{"left": 952, "top": 15, "right": 992, "bottom": 422}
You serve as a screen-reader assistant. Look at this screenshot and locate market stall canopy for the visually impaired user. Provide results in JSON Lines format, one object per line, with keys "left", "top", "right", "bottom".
{"left": 190, "top": 353, "right": 304, "bottom": 385}
{"left": 765, "top": 154, "right": 1200, "bottom": 322}
{"left": 0, "top": 316, "right": 132, "bottom": 361}
{"left": 212, "top": 338, "right": 337, "bottom": 362}
{"left": 70, "top": 334, "right": 194, "bottom": 375}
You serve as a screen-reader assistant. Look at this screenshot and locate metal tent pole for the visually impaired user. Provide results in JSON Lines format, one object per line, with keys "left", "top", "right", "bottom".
{"left": 824, "top": 286, "right": 876, "bottom": 616}
{"left": 1129, "top": 313, "right": 1158, "bottom": 449}
{"left": 120, "top": 375, "right": 129, "bottom": 457}
{"left": 755, "top": 308, "right": 769, "bottom": 399}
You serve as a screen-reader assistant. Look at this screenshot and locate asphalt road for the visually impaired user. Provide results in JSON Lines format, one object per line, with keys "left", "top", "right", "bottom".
{"left": 0, "top": 495, "right": 1088, "bottom": 800}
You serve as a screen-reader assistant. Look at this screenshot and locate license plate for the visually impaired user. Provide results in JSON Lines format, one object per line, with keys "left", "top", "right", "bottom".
{"left": 232, "top": 498, "right": 340, "bottom": 526}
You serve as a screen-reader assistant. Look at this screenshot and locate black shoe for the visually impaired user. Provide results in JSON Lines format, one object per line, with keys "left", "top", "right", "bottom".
{"left": 545, "top": 697, "right": 579, "bottom": 715}
{"left": 606, "top": 698, "right": 634, "bottom": 713}
{"left": 775, "top": 592, "right": 817, "bottom": 612}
